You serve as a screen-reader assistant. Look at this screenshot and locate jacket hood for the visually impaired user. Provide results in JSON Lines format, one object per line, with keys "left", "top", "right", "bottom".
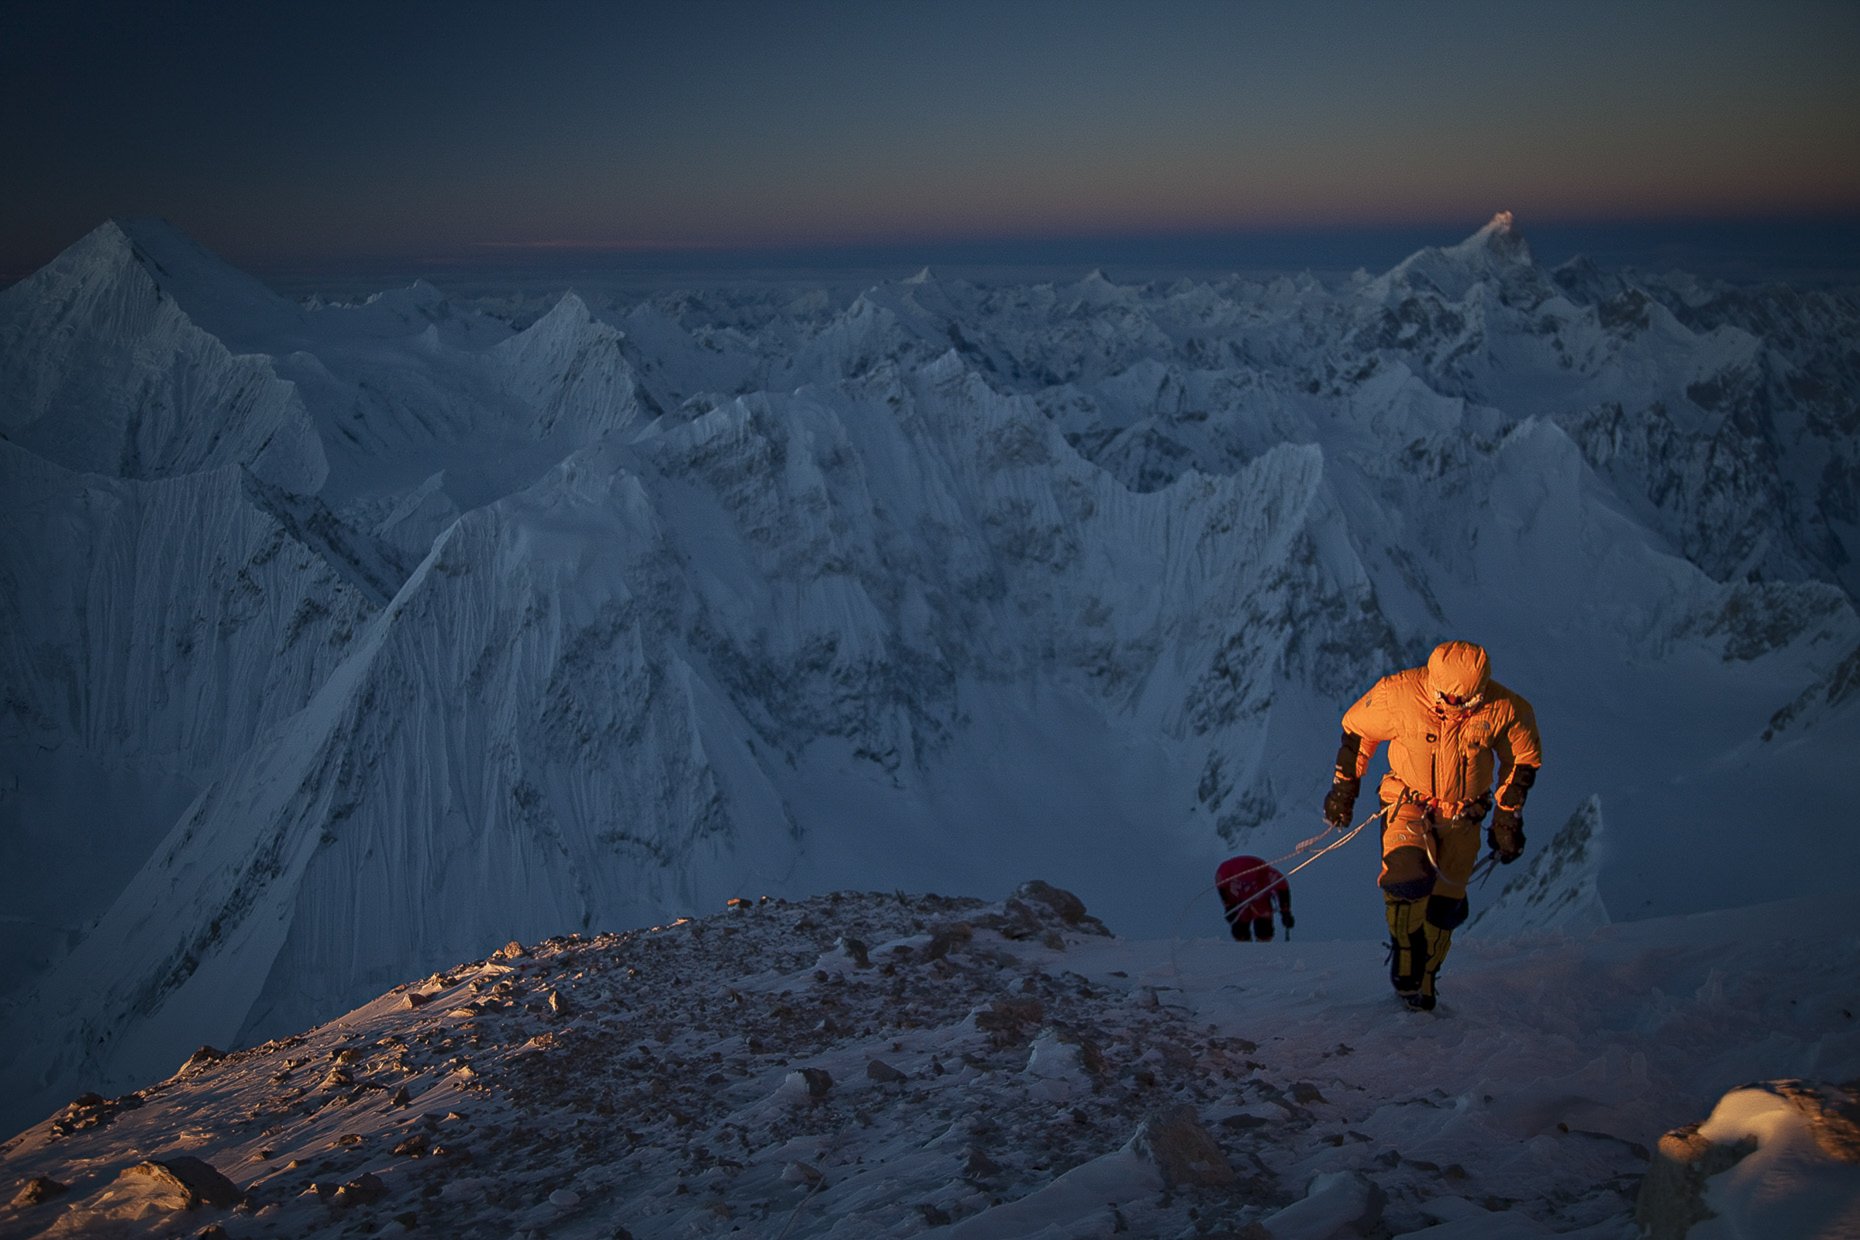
{"left": 1426, "top": 641, "right": 1491, "bottom": 701}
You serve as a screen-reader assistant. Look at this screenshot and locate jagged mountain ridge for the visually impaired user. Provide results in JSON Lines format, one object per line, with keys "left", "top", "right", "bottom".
{"left": 1, "top": 214, "right": 1856, "bottom": 1137}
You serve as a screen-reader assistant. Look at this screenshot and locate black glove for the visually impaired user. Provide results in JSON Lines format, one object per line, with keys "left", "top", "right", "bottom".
{"left": 1323, "top": 777, "right": 1360, "bottom": 829}
{"left": 1280, "top": 910, "right": 1295, "bottom": 930}
{"left": 1488, "top": 808, "right": 1525, "bottom": 864}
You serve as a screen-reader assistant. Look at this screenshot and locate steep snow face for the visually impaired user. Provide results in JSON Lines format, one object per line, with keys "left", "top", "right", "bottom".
{"left": 0, "top": 442, "right": 384, "bottom": 1010}
{"left": 1, "top": 216, "right": 1857, "bottom": 1138}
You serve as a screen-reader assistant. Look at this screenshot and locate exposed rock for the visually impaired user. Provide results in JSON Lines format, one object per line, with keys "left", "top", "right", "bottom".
{"left": 1635, "top": 1122, "right": 1758, "bottom": 1239}
{"left": 10, "top": 1175, "right": 67, "bottom": 1206}
{"left": 332, "top": 1170, "right": 388, "bottom": 1207}
{"left": 1638, "top": 1078, "right": 1860, "bottom": 1239}
{"left": 923, "top": 922, "right": 973, "bottom": 960}
{"left": 782, "top": 1160, "right": 825, "bottom": 1187}
{"left": 865, "top": 1058, "right": 907, "bottom": 1083}
{"left": 1130, "top": 1103, "right": 1234, "bottom": 1187}
{"left": 117, "top": 1155, "right": 242, "bottom": 1210}
{"left": 180, "top": 1045, "right": 227, "bottom": 1073}
{"left": 784, "top": 1067, "right": 833, "bottom": 1099}
{"left": 975, "top": 996, "right": 1046, "bottom": 1045}
{"left": 1012, "top": 880, "right": 1094, "bottom": 928}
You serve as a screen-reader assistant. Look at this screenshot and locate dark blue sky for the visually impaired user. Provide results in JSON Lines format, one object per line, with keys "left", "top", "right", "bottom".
{"left": 6, "top": 0, "right": 1858, "bottom": 282}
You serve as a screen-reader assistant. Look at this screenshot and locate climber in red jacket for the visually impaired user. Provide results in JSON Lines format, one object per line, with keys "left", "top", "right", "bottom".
{"left": 1215, "top": 855, "right": 1294, "bottom": 942}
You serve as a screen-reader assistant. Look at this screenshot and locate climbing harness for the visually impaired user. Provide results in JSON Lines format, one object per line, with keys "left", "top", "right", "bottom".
{"left": 1395, "top": 785, "right": 1493, "bottom": 824}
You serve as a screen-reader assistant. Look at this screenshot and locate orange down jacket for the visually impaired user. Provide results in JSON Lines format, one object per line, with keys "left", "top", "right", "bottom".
{"left": 1339, "top": 641, "right": 1542, "bottom": 815}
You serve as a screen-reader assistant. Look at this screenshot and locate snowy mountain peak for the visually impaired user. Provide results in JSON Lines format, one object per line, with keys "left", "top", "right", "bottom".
{"left": 1463, "top": 208, "right": 1531, "bottom": 262}
{"left": 1373, "top": 210, "right": 1539, "bottom": 302}
{"left": 1477, "top": 208, "right": 1518, "bottom": 241}
{"left": 100, "top": 217, "right": 304, "bottom": 346}
{"left": 0, "top": 220, "right": 324, "bottom": 490}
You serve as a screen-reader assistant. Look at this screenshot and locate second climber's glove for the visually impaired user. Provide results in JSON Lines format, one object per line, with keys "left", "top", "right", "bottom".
{"left": 1280, "top": 910, "right": 1296, "bottom": 931}
{"left": 1488, "top": 808, "right": 1525, "bottom": 864}
{"left": 1323, "top": 777, "right": 1360, "bottom": 829}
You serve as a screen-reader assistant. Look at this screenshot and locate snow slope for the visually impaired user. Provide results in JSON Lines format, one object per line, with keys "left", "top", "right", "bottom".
{"left": 2, "top": 214, "right": 1857, "bottom": 1157}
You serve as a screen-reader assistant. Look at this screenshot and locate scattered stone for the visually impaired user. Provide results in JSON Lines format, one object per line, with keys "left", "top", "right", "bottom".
{"left": 389, "top": 1085, "right": 411, "bottom": 1108}
{"left": 402, "top": 990, "right": 431, "bottom": 1009}
{"left": 117, "top": 1155, "right": 242, "bottom": 1210}
{"left": 1014, "top": 880, "right": 1100, "bottom": 930}
{"left": 963, "top": 1147, "right": 1001, "bottom": 1181}
{"left": 924, "top": 922, "right": 974, "bottom": 960}
{"left": 49, "top": 1091, "right": 142, "bottom": 1137}
{"left": 180, "top": 1045, "right": 226, "bottom": 1072}
{"left": 866, "top": 1058, "right": 908, "bottom": 1083}
{"left": 550, "top": 1187, "right": 581, "bottom": 1207}
{"left": 393, "top": 1132, "right": 429, "bottom": 1157}
{"left": 547, "top": 989, "right": 569, "bottom": 1016}
{"left": 1130, "top": 1103, "right": 1234, "bottom": 1188}
{"left": 198, "top": 1225, "right": 231, "bottom": 1240}
{"left": 333, "top": 1171, "right": 389, "bottom": 1208}
{"left": 789, "top": 1067, "right": 833, "bottom": 1098}
{"left": 11, "top": 1176, "right": 68, "bottom": 1207}
{"left": 837, "top": 936, "right": 871, "bottom": 967}
{"left": 496, "top": 939, "right": 528, "bottom": 960}
{"left": 781, "top": 1161, "right": 825, "bottom": 1187}
{"left": 975, "top": 995, "right": 1045, "bottom": 1044}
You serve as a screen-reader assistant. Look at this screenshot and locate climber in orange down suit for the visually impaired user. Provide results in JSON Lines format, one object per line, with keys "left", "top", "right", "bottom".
{"left": 1323, "top": 641, "right": 1542, "bottom": 1011}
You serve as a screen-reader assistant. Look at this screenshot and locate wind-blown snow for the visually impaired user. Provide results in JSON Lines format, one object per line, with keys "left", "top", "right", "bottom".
{"left": 2, "top": 214, "right": 1857, "bottom": 1233}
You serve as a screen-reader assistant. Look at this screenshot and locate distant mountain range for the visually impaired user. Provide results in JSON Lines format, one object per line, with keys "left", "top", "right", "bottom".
{"left": 2, "top": 213, "right": 1855, "bottom": 1136}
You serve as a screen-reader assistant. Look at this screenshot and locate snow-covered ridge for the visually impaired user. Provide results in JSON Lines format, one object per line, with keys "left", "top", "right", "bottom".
{"left": 2, "top": 215, "right": 1857, "bottom": 1146}
{"left": 2, "top": 884, "right": 1853, "bottom": 1238}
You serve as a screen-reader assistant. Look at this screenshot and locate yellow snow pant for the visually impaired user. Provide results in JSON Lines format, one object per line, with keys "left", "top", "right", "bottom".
{"left": 1379, "top": 800, "right": 1478, "bottom": 999}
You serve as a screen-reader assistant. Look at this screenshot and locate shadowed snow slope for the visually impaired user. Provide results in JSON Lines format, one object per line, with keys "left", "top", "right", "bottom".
{"left": 0, "top": 884, "right": 1852, "bottom": 1238}
{"left": 2, "top": 215, "right": 1857, "bottom": 1162}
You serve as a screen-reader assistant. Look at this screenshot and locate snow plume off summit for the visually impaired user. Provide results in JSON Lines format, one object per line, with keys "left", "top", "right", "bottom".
{"left": 1, "top": 213, "right": 1858, "bottom": 1161}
